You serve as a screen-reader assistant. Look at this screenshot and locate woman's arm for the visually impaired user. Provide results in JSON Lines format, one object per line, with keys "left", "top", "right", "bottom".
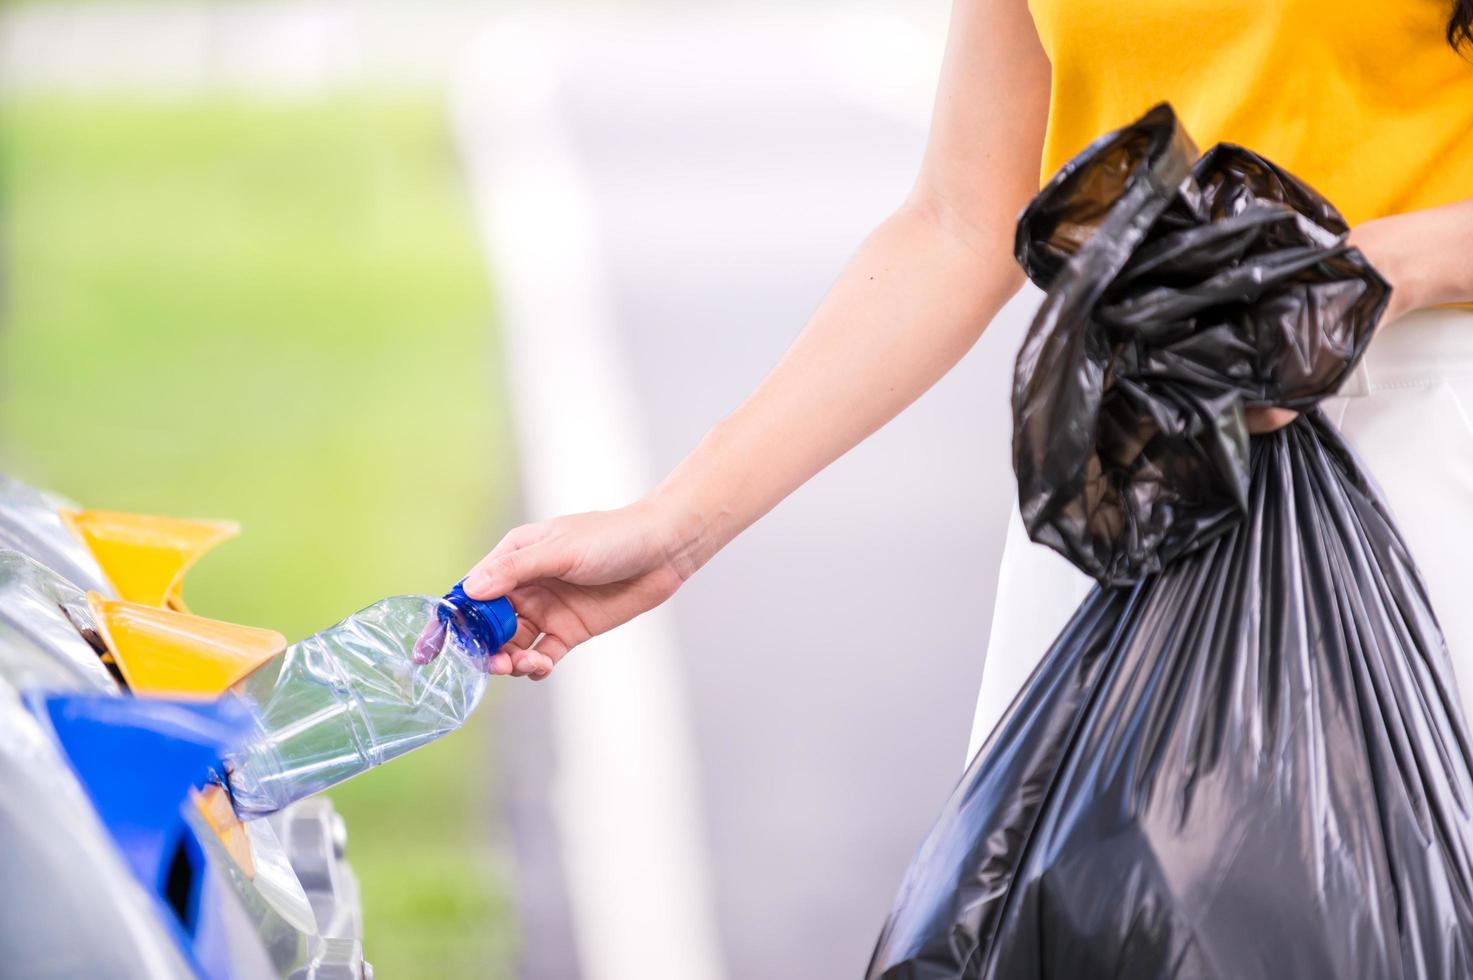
{"left": 1352, "top": 200, "right": 1473, "bottom": 320}
{"left": 651, "top": 0, "right": 1051, "bottom": 573}
{"left": 464, "top": 0, "right": 1051, "bottom": 679}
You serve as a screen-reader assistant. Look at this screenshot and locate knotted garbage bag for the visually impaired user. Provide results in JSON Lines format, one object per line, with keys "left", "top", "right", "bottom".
{"left": 868, "top": 104, "right": 1473, "bottom": 979}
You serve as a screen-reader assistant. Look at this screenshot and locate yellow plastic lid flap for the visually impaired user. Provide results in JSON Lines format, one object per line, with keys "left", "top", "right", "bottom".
{"left": 88, "top": 593, "right": 284, "bottom": 699}
{"left": 61, "top": 509, "right": 238, "bottom": 611}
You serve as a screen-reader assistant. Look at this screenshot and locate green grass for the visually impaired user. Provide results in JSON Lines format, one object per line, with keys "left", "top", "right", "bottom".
{"left": 0, "top": 94, "right": 519, "bottom": 977}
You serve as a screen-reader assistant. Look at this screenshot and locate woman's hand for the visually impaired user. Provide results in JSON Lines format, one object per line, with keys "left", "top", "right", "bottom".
{"left": 1245, "top": 406, "right": 1300, "bottom": 434}
{"left": 1347, "top": 217, "right": 1418, "bottom": 327}
{"left": 1244, "top": 212, "right": 1443, "bottom": 435}
{"left": 462, "top": 498, "right": 700, "bottom": 679}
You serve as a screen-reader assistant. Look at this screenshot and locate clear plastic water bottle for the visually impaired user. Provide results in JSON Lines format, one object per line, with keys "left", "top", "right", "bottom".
{"left": 225, "top": 583, "right": 516, "bottom": 817}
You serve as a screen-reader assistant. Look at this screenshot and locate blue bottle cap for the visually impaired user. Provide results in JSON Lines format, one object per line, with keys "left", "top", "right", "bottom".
{"left": 441, "top": 580, "right": 518, "bottom": 658}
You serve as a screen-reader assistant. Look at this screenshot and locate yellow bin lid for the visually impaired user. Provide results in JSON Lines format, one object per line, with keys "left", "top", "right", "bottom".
{"left": 87, "top": 593, "right": 284, "bottom": 699}
{"left": 61, "top": 509, "right": 239, "bottom": 611}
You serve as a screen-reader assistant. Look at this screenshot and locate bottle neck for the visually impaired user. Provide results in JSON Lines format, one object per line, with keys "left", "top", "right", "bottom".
{"left": 439, "top": 581, "right": 517, "bottom": 657}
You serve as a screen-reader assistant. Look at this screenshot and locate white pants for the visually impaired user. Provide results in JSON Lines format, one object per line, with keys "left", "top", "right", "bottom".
{"left": 967, "top": 307, "right": 1473, "bottom": 762}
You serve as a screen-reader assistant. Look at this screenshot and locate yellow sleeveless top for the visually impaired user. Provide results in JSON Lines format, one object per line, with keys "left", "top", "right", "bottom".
{"left": 1029, "top": 0, "right": 1473, "bottom": 226}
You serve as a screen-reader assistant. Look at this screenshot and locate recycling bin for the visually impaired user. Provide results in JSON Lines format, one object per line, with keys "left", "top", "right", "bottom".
{"left": 0, "top": 475, "right": 370, "bottom": 979}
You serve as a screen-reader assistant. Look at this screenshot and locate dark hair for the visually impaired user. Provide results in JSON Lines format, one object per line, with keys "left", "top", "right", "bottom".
{"left": 1451, "top": 0, "right": 1473, "bottom": 50}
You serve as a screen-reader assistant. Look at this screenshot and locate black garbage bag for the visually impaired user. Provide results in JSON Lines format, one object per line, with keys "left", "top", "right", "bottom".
{"left": 1013, "top": 104, "right": 1391, "bottom": 586}
{"left": 867, "top": 104, "right": 1473, "bottom": 980}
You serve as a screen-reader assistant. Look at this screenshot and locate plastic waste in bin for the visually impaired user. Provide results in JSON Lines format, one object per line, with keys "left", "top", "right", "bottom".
{"left": 226, "top": 584, "right": 516, "bottom": 817}
{"left": 194, "top": 784, "right": 255, "bottom": 876}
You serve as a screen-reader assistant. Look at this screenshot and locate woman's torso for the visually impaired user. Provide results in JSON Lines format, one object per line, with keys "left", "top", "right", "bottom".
{"left": 1029, "top": 0, "right": 1473, "bottom": 225}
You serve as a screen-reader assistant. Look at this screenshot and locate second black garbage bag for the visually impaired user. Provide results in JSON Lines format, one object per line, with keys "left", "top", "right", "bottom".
{"left": 868, "top": 105, "right": 1473, "bottom": 979}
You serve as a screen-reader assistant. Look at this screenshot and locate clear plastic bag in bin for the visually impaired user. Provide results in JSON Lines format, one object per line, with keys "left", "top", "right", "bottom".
{"left": 226, "top": 586, "right": 515, "bottom": 817}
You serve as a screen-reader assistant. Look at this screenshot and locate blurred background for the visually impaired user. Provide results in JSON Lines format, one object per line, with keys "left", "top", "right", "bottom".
{"left": 0, "top": 1, "right": 1038, "bottom": 977}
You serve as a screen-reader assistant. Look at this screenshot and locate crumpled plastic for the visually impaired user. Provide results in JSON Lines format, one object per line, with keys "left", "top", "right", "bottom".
{"left": 225, "top": 594, "right": 494, "bottom": 817}
{"left": 868, "top": 105, "right": 1473, "bottom": 979}
{"left": 0, "top": 549, "right": 116, "bottom": 693}
{"left": 0, "top": 475, "right": 112, "bottom": 596}
{"left": 1012, "top": 103, "right": 1390, "bottom": 586}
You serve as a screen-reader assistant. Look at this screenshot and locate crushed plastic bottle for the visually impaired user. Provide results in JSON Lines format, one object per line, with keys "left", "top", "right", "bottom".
{"left": 225, "top": 583, "right": 516, "bottom": 817}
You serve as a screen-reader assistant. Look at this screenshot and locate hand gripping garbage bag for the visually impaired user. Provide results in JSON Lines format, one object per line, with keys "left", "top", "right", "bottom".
{"left": 1013, "top": 104, "right": 1391, "bottom": 586}
{"left": 867, "top": 104, "right": 1473, "bottom": 979}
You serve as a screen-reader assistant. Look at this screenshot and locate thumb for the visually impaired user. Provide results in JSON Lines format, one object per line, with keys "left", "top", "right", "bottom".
{"left": 464, "top": 542, "right": 570, "bottom": 599}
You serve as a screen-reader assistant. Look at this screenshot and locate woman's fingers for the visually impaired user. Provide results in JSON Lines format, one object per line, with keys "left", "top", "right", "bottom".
{"left": 485, "top": 522, "right": 551, "bottom": 562}
{"left": 1246, "top": 406, "right": 1299, "bottom": 434}
{"left": 483, "top": 610, "right": 538, "bottom": 675}
{"left": 510, "top": 632, "right": 571, "bottom": 680}
{"left": 509, "top": 616, "right": 539, "bottom": 651}
{"left": 528, "top": 634, "right": 572, "bottom": 680}
{"left": 462, "top": 522, "right": 553, "bottom": 598}
{"left": 447, "top": 587, "right": 570, "bottom": 676}
{"left": 464, "top": 534, "right": 606, "bottom": 679}
{"left": 465, "top": 540, "right": 573, "bottom": 599}
{"left": 497, "top": 596, "right": 574, "bottom": 677}
{"left": 507, "top": 587, "right": 588, "bottom": 653}
{"left": 502, "top": 637, "right": 556, "bottom": 678}
{"left": 491, "top": 589, "right": 578, "bottom": 679}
